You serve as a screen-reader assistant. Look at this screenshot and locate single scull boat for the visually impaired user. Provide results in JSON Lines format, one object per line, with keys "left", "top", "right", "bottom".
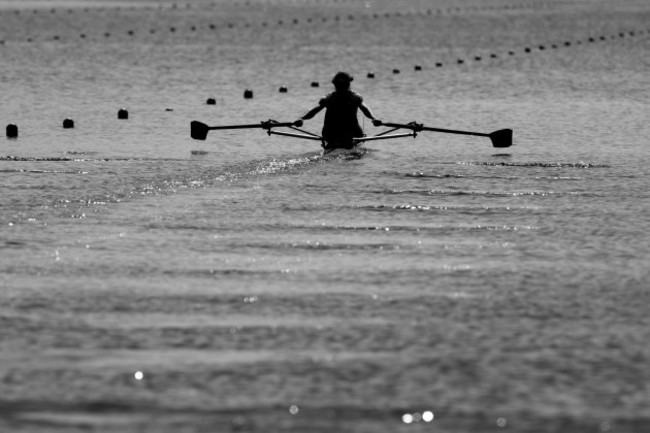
{"left": 190, "top": 119, "right": 513, "bottom": 154}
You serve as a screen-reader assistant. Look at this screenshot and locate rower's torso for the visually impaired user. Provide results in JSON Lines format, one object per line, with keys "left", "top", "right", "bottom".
{"left": 321, "top": 91, "right": 364, "bottom": 141}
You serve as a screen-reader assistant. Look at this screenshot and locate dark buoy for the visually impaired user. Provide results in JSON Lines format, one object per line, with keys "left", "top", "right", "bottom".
{"left": 435, "top": 62, "right": 443, "bottom": 67}
{"left": 457, "top": 59, "right": 464, "bottom": 64}
{"left": 524, "top": 47, "right": 531, "bottom": 53}
{"left": 392, "top": 69, "right": 400, "bottom": 74}
{"left": 310, "top": 82, "right": 319, "bottom": 88}
{"left": 118, "top": 108, "right": 129, "bottom": 119}
{"left": 279, "top": 86, "right": 288, "bottom": 93}
{"left": 63, "top": 118, "right": 74, "bottom": 129}
{"left": 367, "top": 72, "right": 375, "bottom": 78}
{"left": 474, "top": 56, "right": 482, "bottom": 61}
{"left": 6, "top": 124, "right": 18, "bottom": 138}
{"left": 243, "top": 89, "right": 254, "bottom": 99}
{"left": 206, "top": 98, "right": 216, "bottom": 105}
{"left": 414, "top": 65, "right": 422, "bottom": 71}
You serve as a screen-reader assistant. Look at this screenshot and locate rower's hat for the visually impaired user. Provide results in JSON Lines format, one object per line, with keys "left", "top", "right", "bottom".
{"left": 332, "top": 71, "right": 353, "bottom": 83}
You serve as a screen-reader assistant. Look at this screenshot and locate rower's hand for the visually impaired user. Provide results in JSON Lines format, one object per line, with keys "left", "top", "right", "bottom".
{"left": 372, "top": 119, "right": 383, "bottom": 127}
{"left": 293, "top": 119, "right": 304, "bottom": 127}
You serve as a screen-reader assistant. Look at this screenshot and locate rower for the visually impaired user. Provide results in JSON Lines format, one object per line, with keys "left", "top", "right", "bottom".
{"left": 295, "top": 71, "right": 382, "bottom": 149}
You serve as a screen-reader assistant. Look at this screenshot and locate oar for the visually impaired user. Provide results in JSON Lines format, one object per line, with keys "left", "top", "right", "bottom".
{"left": 190, "top": 120, "right": 298, "bottom": 140}
{"left": 380, "top": 121, "right": 513, "bottom": 148}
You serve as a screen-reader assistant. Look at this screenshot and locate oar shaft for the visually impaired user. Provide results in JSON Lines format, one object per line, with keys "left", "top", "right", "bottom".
{"left": 420, "top": 126, "right": 489, "bottom": 138}
{"left": 381, "top": 122, "right": 489, "bottom": 138}
{"left": 208, "top": 121, "right": 295, "bottom": 131}
{"left": 208, "top": 123, "right": 269, "bottom": 130}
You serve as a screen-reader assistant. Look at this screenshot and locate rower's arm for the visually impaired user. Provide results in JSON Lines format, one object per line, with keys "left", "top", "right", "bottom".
{"left": 301, "top": 105, "right": 324, "bottom": 120}
{"left": 360, "top": 102, "right": 382, "bottom": 125}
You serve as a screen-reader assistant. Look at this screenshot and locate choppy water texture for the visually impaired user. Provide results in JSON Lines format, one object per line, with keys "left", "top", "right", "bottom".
{"left": 1, "top": 0, "right": 650, "bottom": 432}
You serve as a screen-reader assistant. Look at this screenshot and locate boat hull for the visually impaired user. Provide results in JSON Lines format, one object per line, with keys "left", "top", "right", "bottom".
{"left": 321, "top": 143, "right": 362, "bottom": 157}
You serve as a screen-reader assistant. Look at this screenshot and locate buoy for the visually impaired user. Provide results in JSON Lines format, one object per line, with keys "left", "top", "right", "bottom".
{"left": 206, "top": 98, "right": 216, "bottom": 105}
{"left": 367, "top": 72, "right": 375, "bottom": 78}
{"left": 6, "top": 124, "right": 18, "bottom": 138}
{"left": 243, "top": 89, "right": 254, "bottom": 99}
{"left": 524, "top": 47, "right": 531, "bottom": 52}
{"left": 457, "top": 59, "right": 464, "bottom": 64}
{"left": 435, "top": 62, "right": 443, "bottom": 67}
{"left": 165, "top": 108, "right": 173, "bottom": 112}
{"left": 474, "top": 56, "right": 482, "bottom": 61}
{"left": 508, "top": 51, "right": 514, "bottom": 55}
{"left": 565, "top": 41, "right": 571, "bottom": 46}
{"left": 170, "top": 27, "right": 176, "bottom": 32}
{"left": 392, "top": 69, "right": 400, "bottom": 74}
{"left": 310, "top": 82, "right": 319, "bottom": 88}
{"left": 490, "top": 53, "right": 498, "bottom": 58}
{"left": 63, "top": 118, "right": 74, "bottom": 129}
{"left": 414, "top": 65, "right": 422, "bottom": 71}
{"left": 118, "top": 108, "right": 129, "bottom": 119}
{"left": 279, "top": 86, "right": 288, "bottom": 93}
{"left": 128, "top": 30, "right": 134, "bottom": 36}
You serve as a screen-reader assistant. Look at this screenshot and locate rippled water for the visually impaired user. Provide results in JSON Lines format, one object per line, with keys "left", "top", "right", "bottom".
{"left": 1, "top": 1, "right": 650, "bottom": 432}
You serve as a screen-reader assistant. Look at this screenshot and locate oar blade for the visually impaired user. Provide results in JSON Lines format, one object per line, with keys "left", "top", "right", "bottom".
{"left": 489, "top": 129, "right": 513, "bottom": 148}
{"left": 191, "top": 121, "right": 209, "bottom": 140}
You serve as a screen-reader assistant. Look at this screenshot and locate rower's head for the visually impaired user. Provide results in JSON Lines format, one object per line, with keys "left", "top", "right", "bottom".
{"left": 332, "top": 71, "right": 353, "bottom": 91}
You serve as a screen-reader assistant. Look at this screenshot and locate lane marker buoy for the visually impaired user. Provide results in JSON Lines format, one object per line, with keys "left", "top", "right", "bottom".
{"left": 6, "top": 124, "right": 18, "bottom": 138}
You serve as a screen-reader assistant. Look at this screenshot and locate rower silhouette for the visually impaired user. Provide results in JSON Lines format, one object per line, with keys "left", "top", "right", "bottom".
{"left": 295, "top": 72, "right": 382, "bottom": 150}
